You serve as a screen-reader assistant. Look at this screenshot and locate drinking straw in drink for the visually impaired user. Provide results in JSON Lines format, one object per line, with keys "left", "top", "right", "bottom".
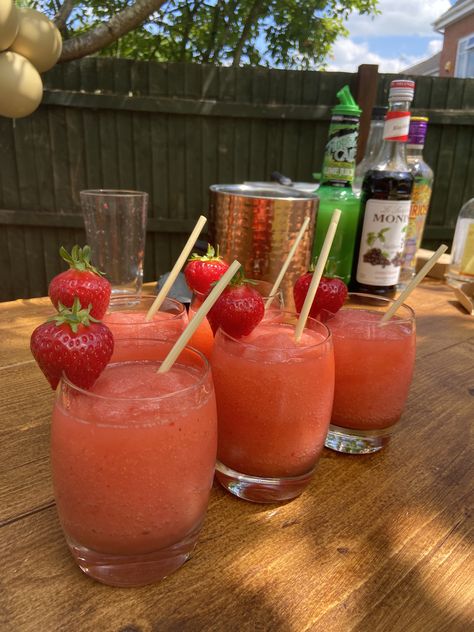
{"left": 294, "top": 209, "right": 342, "bottom": 342}
{"left": 146, "top": 215, "right": 207, "bottom": 321}
{"left": 379, "top": 244, "right": 448, "bottom": 325}
{"left": 158, "top": 260, "right": 241, "bottom": 373}
{"left": 265, "top": 216, "right": 311, "bottom": 310}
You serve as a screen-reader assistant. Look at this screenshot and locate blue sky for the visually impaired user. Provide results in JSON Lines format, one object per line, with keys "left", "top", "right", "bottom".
{"left": 325, "top": 0, "right": 454, "bottom": 72}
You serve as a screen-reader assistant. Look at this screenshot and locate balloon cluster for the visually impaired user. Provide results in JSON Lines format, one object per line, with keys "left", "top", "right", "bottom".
{"left": 0, "top": 0, "right": 62, "bottom": 119}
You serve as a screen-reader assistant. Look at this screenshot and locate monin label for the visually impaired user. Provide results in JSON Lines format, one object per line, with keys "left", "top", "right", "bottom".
{"left": 356, "top": 199, "right": 411, "bottom": 286}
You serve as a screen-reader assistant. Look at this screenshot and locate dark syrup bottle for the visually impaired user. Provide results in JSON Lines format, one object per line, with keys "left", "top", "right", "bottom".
{"left": 351, "top": 80, "right": 415, "bottom": 296}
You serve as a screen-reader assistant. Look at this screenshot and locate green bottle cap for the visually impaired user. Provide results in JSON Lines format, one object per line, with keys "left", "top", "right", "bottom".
{"left": 332, "top": 85, "right": 362, "bottom": 116}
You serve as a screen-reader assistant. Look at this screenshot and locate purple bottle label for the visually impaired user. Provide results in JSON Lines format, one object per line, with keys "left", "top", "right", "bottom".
{"left": 408, "top": 118, "right": 428, "bottom": 145}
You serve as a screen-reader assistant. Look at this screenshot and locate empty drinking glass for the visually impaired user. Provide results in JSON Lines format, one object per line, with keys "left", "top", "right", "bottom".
{"left": 80, "top": 189, "right": 149, "bottom": 296}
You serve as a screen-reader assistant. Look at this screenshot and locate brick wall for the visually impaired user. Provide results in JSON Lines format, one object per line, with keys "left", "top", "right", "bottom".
{"left": 439, "top": 12, "right": 474, "bottom": 77}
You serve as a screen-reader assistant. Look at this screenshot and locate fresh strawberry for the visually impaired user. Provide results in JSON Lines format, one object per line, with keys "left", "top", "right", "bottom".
{"left": 207, "top": 270, "right": 264, "bottom": 338}
{"left": 293, "top": 274, "right": 348, "bottom": 320}
{"left": 30, "top": 298, "right": 114, "bottom": 390}
{"left": 184, "top": 244, "right": 229, "bottom": 294}
{"left": 49, "top": 245, "right": 111, "bottom": 319}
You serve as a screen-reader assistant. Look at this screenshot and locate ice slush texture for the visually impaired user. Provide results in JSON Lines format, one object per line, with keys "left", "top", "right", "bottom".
{"left": 52, "top": 361, "right": 217, "bottom": 555}
{"left": 211, "top": 322, "right": 334, "bottom": 477}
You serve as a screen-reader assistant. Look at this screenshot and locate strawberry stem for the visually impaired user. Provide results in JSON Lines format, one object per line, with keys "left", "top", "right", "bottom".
{"left": 49, "top": 297, "right": 100, "bottom": 334}
{"left": 59, "top": 245, "right": 104, "bottom": 276}
{"left": 210, "top": 267, "right": 257, "bottom": 288}
{"left": 188, "top": 243, "right": 224, "bottom": 263}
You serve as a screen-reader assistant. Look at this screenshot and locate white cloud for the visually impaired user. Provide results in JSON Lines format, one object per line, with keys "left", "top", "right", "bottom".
{"left": 344, "top": 0, "right": 452, "bottom": 37}
{"left": 427, "top": 39, "right": 443, "bottom": 55}
{"left": 325, "top": 37, "right": 443, "bottom": 73}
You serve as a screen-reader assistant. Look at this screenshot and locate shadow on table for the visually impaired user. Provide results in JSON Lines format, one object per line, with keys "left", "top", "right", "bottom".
{"left": 301, "top": 441, "right": 474, "bottom": 631}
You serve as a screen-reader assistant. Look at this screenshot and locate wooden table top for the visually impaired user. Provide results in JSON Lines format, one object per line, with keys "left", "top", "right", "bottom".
{"left": 1, "top": 281, "right": 473, "bottom": 632}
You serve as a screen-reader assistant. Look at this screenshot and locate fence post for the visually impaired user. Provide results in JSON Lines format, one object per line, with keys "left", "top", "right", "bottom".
{"left": 356, "top": 64, "right": 379, "bottom": 163}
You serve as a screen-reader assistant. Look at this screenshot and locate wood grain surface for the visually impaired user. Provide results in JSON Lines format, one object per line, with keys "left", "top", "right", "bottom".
{"left": 1, "top": 282, "right": 473, "bottom": 632}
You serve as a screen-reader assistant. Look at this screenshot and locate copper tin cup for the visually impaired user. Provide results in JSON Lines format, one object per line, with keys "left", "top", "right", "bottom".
{"left": 208, "top": 184, "right": 318, "bottom": 310}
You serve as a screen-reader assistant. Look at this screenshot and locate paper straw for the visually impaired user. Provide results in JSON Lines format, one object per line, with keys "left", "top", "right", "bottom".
{"left": 158, "top": 260, "right": 241, "bottom": 373}
{"left": 145, "top": 215, "right": 207, "bottom": 321}
{"left": 294, "top": 209, "right": 342, "bottom": 342}
{"left": 379, "top": 244, "right": 448, "bottom": 325}
{"left": 265, "top": 216, "right": 310, "bottom": 310}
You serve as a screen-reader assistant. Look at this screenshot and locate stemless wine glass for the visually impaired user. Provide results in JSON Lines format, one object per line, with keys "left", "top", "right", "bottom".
{"left": 80, "top": 189, "right": 148, "bottom": 296}
{"left": 211, "top": 311, "right": 334, "bottom": 503}
{"left": 324, "top": 293, "right": 416, "bottom": 454}
{"left": 51, "top": 339, "right": 217, "bottom": 587}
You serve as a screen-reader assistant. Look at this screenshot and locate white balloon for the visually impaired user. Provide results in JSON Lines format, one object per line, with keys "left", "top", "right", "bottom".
{"left": 0, "top": 0, "right": 19, "bottom": 51}
{"left": 0, "top": 51, "right": 43, "bottom": 119}
{"left": 9, "top": 8, "right": 62, "bottom": 73}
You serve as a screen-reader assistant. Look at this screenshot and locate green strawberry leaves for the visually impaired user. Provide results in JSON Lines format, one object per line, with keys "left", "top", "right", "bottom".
{"left": 60, "top": 245, "right": 104, "bottom": 276}
{"left": 49, "top": 297, "right": 100, "bottom": 334}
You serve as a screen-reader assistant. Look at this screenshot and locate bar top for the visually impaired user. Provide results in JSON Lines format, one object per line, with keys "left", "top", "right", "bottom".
{"left": 1, "top": 281, "right": 473, "bottom": 632}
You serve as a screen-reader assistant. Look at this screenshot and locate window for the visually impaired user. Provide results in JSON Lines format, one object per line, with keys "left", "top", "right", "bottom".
{"left": 456, "top": 34, "right": 474, "bottom": 78}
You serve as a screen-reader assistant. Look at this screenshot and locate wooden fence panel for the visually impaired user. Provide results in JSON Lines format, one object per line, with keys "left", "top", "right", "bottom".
{"left": 0, "top": 60, "right": 473, "bottom": 300}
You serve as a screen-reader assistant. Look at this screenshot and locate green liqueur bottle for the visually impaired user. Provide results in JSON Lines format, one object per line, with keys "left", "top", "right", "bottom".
{"left": 311, "top": 85, "right": 362, "bottom": 284}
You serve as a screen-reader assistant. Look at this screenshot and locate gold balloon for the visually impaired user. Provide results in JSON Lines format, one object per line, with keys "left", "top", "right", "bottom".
{"left": 9, "top": 8, "right": 62, "bottom": 73}
{"left": 0, "top": 0, "right": 19, "bottom": 51}
{"left": 0, "top": 51, "right": 43, "bottom": 119}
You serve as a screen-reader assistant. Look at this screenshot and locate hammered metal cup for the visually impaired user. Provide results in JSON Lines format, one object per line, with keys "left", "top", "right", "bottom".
{"left": 208, "top": 184, "right": 318, "bottom": 310}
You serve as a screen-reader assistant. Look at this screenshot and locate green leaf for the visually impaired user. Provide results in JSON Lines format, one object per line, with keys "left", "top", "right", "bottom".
{"left": 58, "top": 244, "right": 104, "bottom": 275}
{"left": 30, "top": 0, "right": 379, "bottom": 69}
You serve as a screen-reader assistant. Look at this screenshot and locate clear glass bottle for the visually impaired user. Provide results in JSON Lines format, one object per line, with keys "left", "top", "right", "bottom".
{"left": 353, "top": 106, "right": 387, "bottom": 196}
{"left": 351, "top": 80, "right": 415, "bottom": 296}
{"left": 398, "top": 117, "right": 434, "bottom": 286}
{"left": 446, "top": 198, "right": 474, "bottom": 284}
{"left": 311, "top": 85, "right": 362, "bottom": 284}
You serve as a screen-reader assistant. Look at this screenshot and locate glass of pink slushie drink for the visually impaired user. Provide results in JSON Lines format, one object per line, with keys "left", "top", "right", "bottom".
{"left": 211, "top": 312, "right": 334, "bottom": 503}
{"left": 51, "top": 340, "right": 217, "bottom": 587}
{"left": 103, "top": 295, "right": 188, "bottom": 361}
{"left": 325, "top": 293, "right": 416, "bottom": 454}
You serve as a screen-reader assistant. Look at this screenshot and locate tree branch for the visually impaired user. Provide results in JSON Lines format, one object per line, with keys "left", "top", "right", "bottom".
{"left": 232, "top": 0, "right": 266, "bottom": 67}
{"left": 59, "top": 0, "right": 168, "bottom": 62}
{"left": 179, "top": 0, "right": 202, "bottom": 61}
{"left": 54, "top": 0, "right": 77, "bottom": 31}
{"left": 201, "top": 1, "right": 221, "bottom": 64}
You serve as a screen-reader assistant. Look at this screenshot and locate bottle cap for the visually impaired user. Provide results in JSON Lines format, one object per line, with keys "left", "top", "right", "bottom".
{"left": 389, "top": 79, "right": 415, "bottom": 102}
{"left": 332, "top": 85, "right": 362, "bottom": 116}
{"left": 408, "top": 116, "right": 429, "bottom": 145}
{"left": 372, "top": 106, "right": 388, "bottom": 120}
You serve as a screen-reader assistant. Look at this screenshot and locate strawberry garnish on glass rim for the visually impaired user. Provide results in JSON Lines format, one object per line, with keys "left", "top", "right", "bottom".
{"left": 293, "top": 267, "right": 348, "bottom": 321}
{"left": 184, "top": 243, "right": 230, "bottom": 295}
{"left": 48, "top": 245, "right": 111, "bottom": 319}
{"left": 207, "top": 269, "right": 265, "bottom": 338}
{"left": 30, "top": 297, "right": 114, "bottom": 390}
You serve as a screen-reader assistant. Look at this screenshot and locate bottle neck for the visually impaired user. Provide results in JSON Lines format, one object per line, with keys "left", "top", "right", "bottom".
{"left": 363, "top": 120, "right": 385, "bottom": 161}
{"left": 373, "top": 99, "right": 412, "bottom": 172}
{"left": 406, "top": 144, "right": 424, "bottom": 159}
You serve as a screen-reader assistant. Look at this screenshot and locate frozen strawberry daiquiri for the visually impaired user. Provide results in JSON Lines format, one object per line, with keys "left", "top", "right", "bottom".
{"left": 211, "top": 313, "right": 334, "bottom": 502}
{"left": 51, "top": 341, "right": 217, "bottom": 587}
{"left": 325, "top": 293, "right": 416, "bottom": 454}
{"left": 103, "top": 295, "right": 188, "bottom": 361}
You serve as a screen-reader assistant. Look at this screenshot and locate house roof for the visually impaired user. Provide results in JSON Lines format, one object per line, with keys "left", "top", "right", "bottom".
{"left": 433, "top": 0, "right": 474, "bottom": 32}
{"left": 402, "top": 52, "right": 441, "bottom": 76}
